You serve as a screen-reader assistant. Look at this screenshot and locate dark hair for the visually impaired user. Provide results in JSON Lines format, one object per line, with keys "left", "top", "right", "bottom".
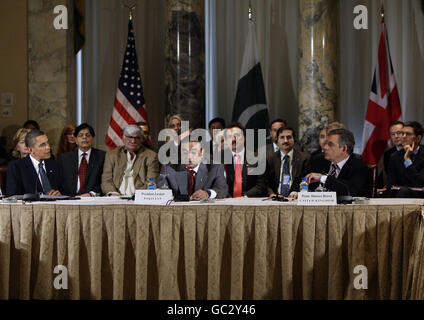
{"left": 276, "top": 126, "right": 296, "bottom": 141}
{"left": 74, "top": 123, "right": 95, "bottom": 137}
{"left": 208, "top": 117, "right": 226, "bottom": 129}
{"left": 404, "top": 121, "right": 424, "bottom": 137}
{"left": 390, "top": 120, "right": 404, "bottom": 128}
{"left": 328, "top": 128, "right": 355, "bottom": 155}
{"left": 136, "top": 121, "right": 149, "bottom": 128}
{"left": 25, "top": 129, "right": 45, "bottom": 148}
{"left": 23, "top": 120, "right": 40, "bottom": 130}
{"left": 225, "top": 121, "right": 246, "bottom": 137}
{"left": 270, "top": 118, "right": 287, "bottom": 128}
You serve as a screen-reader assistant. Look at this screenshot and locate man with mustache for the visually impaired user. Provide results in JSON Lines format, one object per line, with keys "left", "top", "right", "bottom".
{"left": 101, "top": 124, "right": 159, "bottom": 196}
{"left": 157, "top": 137, "right": 228, "bottom": 199}
{"left": 265, "top": 126, "right": 310, "bottom": 198}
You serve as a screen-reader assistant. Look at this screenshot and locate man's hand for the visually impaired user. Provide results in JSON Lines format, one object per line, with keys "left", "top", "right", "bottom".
{"left": 306, "top": 173, "right": 323, "bottom": 184}
{"left": 190, "top": 189, "right": 209, "bottom": 200}
{"left": 269, "top": 193, "right": 277, "bottom": 198}
{"left": 404, "top": 141, "right": 415, "bottom": 161}
{"left": 288, "top": 191, "right": 298, "bottom": 199}
{"left": 47, "top": 189, "right": 61, "bottom": 196}
{"left": 79, "top": 193, "right": 91, "bottom": 197}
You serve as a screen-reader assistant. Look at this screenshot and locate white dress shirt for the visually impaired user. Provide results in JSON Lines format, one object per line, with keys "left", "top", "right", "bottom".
{"left": 278, "top": 149, "right": 294, "bottom": 192}
{"left": 188, "top": 164, "right": 217, "bottom": 199}
{"left": 76, "top": 148, "right": 91, "bottom": 193}
{"left": 320, "top": 155, "right": 350, "bottom": 184}
{"left": 29, "top": 154, "right": 47, "bottom": 190}
{"left": 119, "top": 151, "right": 137, "bottom": 196}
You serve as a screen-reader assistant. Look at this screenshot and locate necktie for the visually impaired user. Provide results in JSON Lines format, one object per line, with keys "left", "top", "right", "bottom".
{"left": 78, "top": 152, "right": 88, "bottom": 194}
{"left": 38, "top": 162, "right": 52, "bottom": 194}
{"left": 328, "top": 163, "right": 339, "bottom": 177}
{"left": 233, "top": 154, "right": 242, "bottom": 197}
{"left": 186, "top": 168, "right": 195, "bottom": 196}
{"left": 279, "top": 155, "right": 290, "bottom": 196}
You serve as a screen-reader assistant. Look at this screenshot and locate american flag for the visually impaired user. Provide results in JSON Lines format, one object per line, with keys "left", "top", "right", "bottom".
{"left": 106, "top": 19, "right": 149, "bottom": 149}
{"left": 361, "top": 17, "right": 402, "bottom": 165}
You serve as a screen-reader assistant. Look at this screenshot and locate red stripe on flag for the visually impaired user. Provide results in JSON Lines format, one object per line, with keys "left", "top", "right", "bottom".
{"left": 109, "top": 117, "right": 124, "bottom": 138}
{"left": 114, "top": 98, "right": 137, "bottom": 125}
{"left": 378, "top": 32, "right": 388, "bottom": 99}
{"left": 105, "top": 135, "right": 117, "bottom": 149}
{"left": 137, "top": 105, "right": 148, "bottom": 123}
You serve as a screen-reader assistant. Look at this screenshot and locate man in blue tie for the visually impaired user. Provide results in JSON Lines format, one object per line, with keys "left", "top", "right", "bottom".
{"left": 6, "top": 129, "right": 63, "bottom": 196}
{"left": 265, "top": 126, "right": 310, "bottom": 198}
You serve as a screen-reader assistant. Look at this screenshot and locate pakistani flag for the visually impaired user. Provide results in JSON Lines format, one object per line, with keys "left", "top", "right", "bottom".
{"left": 232, "top": 20, "right": 270, "bottom": 136}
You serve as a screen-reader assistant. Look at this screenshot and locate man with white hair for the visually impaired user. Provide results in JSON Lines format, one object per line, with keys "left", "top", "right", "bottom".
{"left": 101, "top": 125, "right": 159, "bottom": 196}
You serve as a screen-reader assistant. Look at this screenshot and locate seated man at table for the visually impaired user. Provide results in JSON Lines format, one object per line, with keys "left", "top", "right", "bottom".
{"left": 6, "top": 129, "right": 63, "bottom": 196}
{"left": 59, "top": 123, "right": 105, "bottom": 197}
{"left": 101, "top": 125, "right": 160, "bottom": 196}
{"left": 306, "top": 128, "right": 369, "bottom": 196}
{"left": 387, "top": 121, "right": 424, "bottom": 198}
{"left": 157, "top": 137, "right": 228, "bottom": 199}
{"left": 265, "top": 126, "right": 310, "bottom": 198}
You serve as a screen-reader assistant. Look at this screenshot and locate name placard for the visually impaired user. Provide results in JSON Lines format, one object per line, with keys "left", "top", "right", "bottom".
{"left": 135, "top": 189, "right": 173, "bottom": 205}
{"left": 297, "top": 192, "right": 337, "bottom": 206}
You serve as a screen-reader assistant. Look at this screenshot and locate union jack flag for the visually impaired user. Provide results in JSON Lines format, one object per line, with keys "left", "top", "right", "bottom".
{"left": 361, "top": 17, "right": 402, "bottom": 165}
{"left": 106, "top": 19, "right": 149, "bottom": 149}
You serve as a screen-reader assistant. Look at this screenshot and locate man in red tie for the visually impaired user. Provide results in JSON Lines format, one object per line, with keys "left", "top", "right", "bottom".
{"left": 59, "top": 123, "right": 105, "bottom": 196}
{"left": 157, "top": 138, "right": 228, "bottom": 199}
{"left": 222, "top": 122, "right": 266, "bottom": 197}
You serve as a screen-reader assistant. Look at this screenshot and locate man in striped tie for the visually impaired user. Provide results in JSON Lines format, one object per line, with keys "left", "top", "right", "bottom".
{"left": 306, "top": 128, "right": 369, "bottom": 196}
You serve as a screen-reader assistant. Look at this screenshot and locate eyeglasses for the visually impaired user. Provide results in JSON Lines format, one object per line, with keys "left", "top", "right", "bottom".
{"left": 390, "top": 131, "right": 403, "bottom": 136}
{"left": 125, "top": 135, "right": 142, "bottom": 141}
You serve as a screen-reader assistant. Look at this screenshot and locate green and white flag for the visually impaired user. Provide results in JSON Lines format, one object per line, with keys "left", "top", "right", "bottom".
{"left": 232, "top": 20, "right": 269, "bottom": 134}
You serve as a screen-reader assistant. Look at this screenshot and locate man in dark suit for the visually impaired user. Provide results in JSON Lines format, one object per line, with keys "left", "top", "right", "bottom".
{"left": 383, "top": 121, "right": 404, "bottom": 174}
{"left": 222, "top": 122, "right": 266, "bottom": 197}
{"left": 266, "top": 126, "right": 310, "bottom": 197}
{"left": 157, "top": 138, "right": 228, "bottom": 199}
{"left": 306, "top": 128, "right": 369, "bottom": 196}
{"left": 387, "top": 121, "right": 424, "bottom": 197}
{"left": 6, "top": 129, "right": 63, "bottom": 196}
{"left": 59, "top": 123, "right": 105, "bottom": 197}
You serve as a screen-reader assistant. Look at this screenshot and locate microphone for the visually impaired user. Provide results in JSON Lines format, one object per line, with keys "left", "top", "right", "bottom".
{"left": 23, "top": 161, "right": 42, "bottom": 202}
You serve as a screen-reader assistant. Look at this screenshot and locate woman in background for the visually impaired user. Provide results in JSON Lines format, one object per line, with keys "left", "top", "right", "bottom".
{"left": 56, "top": 124, "right": 77, "bottom": 159}
{"left": 8, "top": 128, "right": 31, "bottom": 164}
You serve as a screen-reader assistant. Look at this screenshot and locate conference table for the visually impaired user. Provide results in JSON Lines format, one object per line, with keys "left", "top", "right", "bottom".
{"left": 0, "top": 197, "right": 424, "bottom": 300}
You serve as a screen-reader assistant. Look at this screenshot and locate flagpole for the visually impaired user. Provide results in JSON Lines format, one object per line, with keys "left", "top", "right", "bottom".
{"left": 380, "top": 3, "right": 384, "bottom": 19}
{"left": 124, "top": 2, "right": 137, "bottom": 20}
{"left": 248, "top": 1, "right": 252, "bottom": 21}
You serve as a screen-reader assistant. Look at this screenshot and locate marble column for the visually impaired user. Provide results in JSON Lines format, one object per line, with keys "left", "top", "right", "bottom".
{"left": 298, "top": 0, "right": 338, "bottom": 153}
{"left": 165, "top": 0, "right": 205, "bottom": 130}
{"left": 28, "top": 0, "right": 73, "bottom": 152}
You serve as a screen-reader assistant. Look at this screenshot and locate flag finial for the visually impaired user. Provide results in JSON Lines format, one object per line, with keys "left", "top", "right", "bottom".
{"left": 125, "top": 2, "right": 137, "bottom": 20}
{"left": 380, "top": 4, "right": 385, "bottom": 18}
{"left": 248, "top": 1, "right": 252, "bottom": 20}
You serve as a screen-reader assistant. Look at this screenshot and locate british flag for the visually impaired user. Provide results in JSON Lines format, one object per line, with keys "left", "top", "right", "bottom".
{"left": 106, "top": 19, "right": 149, "bottom": 149}
{"left": 361, "top": 17, "right": 402, "bottom": 165}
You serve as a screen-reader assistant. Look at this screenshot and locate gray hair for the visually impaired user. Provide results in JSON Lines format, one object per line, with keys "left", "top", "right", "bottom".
{"left": 25, "top": 129, "right": 45, "bottom": 148}
{"left": 328, "top": 128, "right": 355, "bottom": 155}
{"left": 123, "top": 125, "right": 143, "bottom": 137}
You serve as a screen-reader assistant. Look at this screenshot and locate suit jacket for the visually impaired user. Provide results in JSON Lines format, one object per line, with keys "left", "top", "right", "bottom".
{"left": 223, "top": 149, "right": 267, "bottom": 197}
{"left": 157, "top": 162, "right": 228, "bottom": 198}
{"left": 101, "top": 146, "right": 160, "bottom": 194}
{"left": 387, "top": 147, "right": 424, "bottom": 188}
{"left": 323, "top": 154, "right": 369, "bottom": 196}
{"left": 266, "top": 149, "right": 311, "bottom": 195}
{"left": 59, "top": 148, "right": 106, "bottom": 196}
{"left": 383, "top": 146, "right": 399, "bottom": 174}
{"left": 6, "top": 155, "right": 63, "bottom": 196}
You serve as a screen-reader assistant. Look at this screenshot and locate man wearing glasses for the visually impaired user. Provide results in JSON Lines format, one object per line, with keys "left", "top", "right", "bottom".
{"left": 101, "top": 124, "right": 159, "bottom": 196}
{"left": 59, "top": 123, "right": 105, "bottom": 197}
{"left": 387, "top": 121, "right": 424, "bottom": 197}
